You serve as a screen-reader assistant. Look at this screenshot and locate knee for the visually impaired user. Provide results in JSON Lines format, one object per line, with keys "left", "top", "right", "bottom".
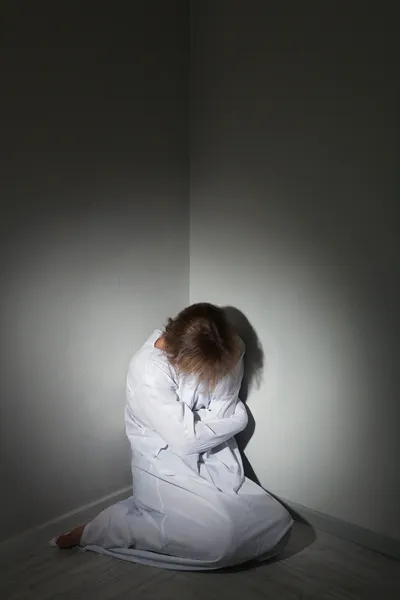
{"left": 276, "top": 502, "right": 294, "bottom": 530}
{"left": 204, "top": 516, "right": 236, "bottom": 564}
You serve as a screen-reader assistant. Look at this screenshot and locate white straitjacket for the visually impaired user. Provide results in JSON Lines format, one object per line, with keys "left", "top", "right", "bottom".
{"left": 77, "top": 329, "right": 293, "bottom": 570}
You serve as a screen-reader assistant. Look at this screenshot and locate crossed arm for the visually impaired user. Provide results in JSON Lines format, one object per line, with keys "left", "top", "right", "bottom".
{"left": 136, "top": 361, "right": 248, "bottom": 457}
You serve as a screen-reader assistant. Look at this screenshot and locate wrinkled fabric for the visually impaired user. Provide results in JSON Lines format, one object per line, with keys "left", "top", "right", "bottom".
{"left": 79, "top": 329, "right": 293, "bottom": 570}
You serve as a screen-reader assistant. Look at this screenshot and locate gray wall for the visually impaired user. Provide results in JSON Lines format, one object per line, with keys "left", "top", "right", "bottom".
{"left": 2, "top": 1, "right": 398, "bottom": 546}
{"left": 190, "top": 3, "right": 399, "bottom": 539}
{"left": 0, "top": 3, "right": 189, "bottom": 541}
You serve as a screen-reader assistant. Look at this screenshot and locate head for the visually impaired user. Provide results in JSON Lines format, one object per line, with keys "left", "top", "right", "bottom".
{"left": 162, "top": 303, "right": 240, "bottom": 392}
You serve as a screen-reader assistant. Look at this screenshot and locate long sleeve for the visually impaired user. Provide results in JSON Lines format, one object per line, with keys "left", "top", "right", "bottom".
{"left": 195, "top": 352, "right": 245, "bottom": 422}
{"left": 136, "top": 360, "right": 248, "bottom": 456}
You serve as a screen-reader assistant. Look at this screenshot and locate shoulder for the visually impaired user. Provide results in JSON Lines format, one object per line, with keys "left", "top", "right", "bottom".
{"left": 127, "top": 329, "right": 167, "bottom": 376}
{"left": 144, "top": 356, "right": 175, "bottom": 387}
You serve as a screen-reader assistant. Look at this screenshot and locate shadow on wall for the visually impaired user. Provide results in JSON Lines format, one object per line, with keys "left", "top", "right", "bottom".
{"left": 222, "top": 305, "right": 264, "bottom": 485}
{"left": 222, "top": 306, "right": 316, "bottom": 560}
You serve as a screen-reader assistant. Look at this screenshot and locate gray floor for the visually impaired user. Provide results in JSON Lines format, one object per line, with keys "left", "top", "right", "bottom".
{"left": 1, "top": 520, "right": 399, "bottom": 600}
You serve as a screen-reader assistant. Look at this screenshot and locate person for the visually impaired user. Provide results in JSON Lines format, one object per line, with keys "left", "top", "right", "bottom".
{"left": 53, "top": 303, "right": 292, "bottom": 570}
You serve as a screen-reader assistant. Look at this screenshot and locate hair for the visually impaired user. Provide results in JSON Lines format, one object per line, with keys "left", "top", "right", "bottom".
{"left": 162, "top": 303, "right": 240, "bottom": 393}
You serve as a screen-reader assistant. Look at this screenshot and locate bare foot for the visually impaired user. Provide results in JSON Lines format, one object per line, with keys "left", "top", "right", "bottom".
{"left": 56, "top": 524, "right": 86, "bottom": 549}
